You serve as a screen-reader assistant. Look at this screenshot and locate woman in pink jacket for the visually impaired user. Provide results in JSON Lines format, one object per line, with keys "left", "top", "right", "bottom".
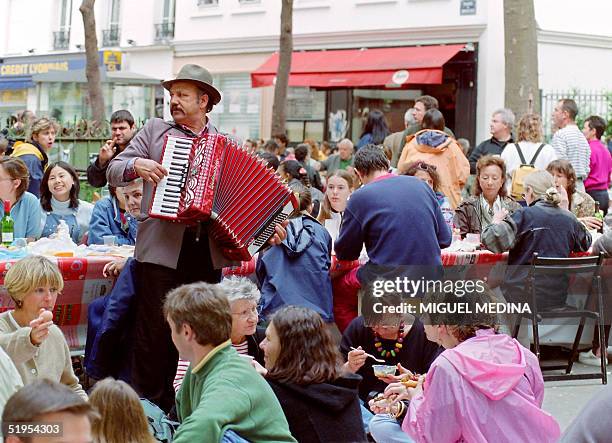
{"left": 368, "top": 289, "right": 560, "bottom": 443}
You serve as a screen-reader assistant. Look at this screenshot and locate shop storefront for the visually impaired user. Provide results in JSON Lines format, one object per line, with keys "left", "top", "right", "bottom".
{"left": 251, "top": 44, "right": 478, "bottom": 144}
{"left": 0, "top": 51, "right": 161, "bottom": 127}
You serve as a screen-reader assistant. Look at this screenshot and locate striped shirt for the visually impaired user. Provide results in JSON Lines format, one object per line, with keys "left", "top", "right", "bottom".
{"left": 172, "top": 340, "right": 250, "bottom": 392}
{"left": 551, "top": 124, "right": 591, "bottom": 179}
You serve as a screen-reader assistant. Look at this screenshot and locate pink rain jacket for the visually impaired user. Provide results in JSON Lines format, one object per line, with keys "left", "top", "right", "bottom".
{"left": 403, "top": 329, "right": 561, "bottom": 443}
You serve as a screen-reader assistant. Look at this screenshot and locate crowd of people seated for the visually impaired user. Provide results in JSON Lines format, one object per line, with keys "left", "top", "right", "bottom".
{"left": 1, "top": 89, "right": 611, "bottom": 443}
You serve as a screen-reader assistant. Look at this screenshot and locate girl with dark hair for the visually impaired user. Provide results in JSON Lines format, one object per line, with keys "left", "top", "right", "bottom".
{"left": 368, "top": 289, "right": 560, "bottom": 443}
{"left": 278, "top": 159, "right": 324, "bottom": 217}
{"left": 39, "top": 161, "right": 93, "bottom": 243}
{"left": 256, "top": 188, "right": 334, "bottom": 325}
{"left": 357, "top": 109, "right": 390, "bottom": 149}
{"left": 259, "top": 306, "right": 366, "bottom": 443}
{"left": 402, "top": 161, "right": 454, "bottom": 230}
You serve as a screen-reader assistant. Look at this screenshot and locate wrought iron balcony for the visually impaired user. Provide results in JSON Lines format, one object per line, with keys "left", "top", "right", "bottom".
{"left": 102, "top": 26, "right": 120, "bottom": 47}
{"left": 53, "top": 30, "right": 70, "bottom": 50}
{"left": 154, "top": 22, "right": 175, "bottom": 42}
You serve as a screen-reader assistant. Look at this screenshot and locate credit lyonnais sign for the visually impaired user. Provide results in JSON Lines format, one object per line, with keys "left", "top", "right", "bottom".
{"left": 0, "top": 61, "right": 69, "bottom": 76}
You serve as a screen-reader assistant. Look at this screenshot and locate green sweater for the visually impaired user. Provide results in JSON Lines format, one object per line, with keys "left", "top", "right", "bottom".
{"left": 174, "top": 341, "right": 296, "bottom": 443}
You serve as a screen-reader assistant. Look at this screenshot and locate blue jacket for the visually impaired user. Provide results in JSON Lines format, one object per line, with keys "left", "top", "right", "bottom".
{"left": 11, "top": 142, "right": 48, "bottom": 197}
{"left": 87, "top": 196, "right": 138, "bottom": 246}
{"left": 84, "top": 258, "right": 136, "bottom": 381}
{"left": 257, "top": 215, "right": 334, "bottom": 322}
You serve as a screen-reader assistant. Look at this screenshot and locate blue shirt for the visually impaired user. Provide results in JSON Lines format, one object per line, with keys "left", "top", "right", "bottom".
{"left": 88, "top": 196, "right": 137, "bottom": 246}
{"left": 335, "top": 174, "right": 451, "bottom": 266}
{"left": 1, "top": 192, "right": 42, "bottom": 239}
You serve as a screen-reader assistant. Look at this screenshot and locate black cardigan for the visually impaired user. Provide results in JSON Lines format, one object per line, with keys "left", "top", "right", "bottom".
{"left": 267, "top": 374, "right": 367, "bottom": 443}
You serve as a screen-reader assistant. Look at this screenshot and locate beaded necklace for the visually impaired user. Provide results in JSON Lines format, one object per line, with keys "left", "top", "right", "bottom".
{"left": 374, "top": 322, "right": 404, "bottom": 358}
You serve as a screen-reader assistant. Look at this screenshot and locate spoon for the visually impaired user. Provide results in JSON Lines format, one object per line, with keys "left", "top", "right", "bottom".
{"left": 350, "top": 346, "right": 386, "bottom": 363}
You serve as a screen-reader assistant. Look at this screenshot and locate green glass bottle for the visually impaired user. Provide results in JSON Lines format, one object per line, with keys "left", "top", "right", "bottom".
{"left": 595, "top": 202, "right": 604, "bottom": 234}
{"left": 1, "top": 200, "right": 14, "bottom": 247}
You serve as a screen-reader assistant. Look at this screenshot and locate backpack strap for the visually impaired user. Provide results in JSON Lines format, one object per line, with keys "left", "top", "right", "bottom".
{"left": 514, "top": 143, "right": 527, "bottom": 164}
{"left": 529, "top": 144, "right": 546, "bottom": 166}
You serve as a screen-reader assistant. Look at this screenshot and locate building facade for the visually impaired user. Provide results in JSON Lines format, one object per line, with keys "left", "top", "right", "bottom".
{"left": 1, "top": 0, "right": 610, "bottom": 146}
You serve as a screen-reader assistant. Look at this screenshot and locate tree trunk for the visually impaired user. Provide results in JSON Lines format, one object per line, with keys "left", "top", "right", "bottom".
{"left": 271, "top": 0, "right": 293, "bottom": 136}
{"left": 504, "top": 0, "right": 540, "bottom": 117}
{"left": 80, "top": 0, "right": 105, "bottom": 124}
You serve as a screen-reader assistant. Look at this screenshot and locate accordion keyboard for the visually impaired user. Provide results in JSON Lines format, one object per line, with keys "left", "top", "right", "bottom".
{"left": 150, "top": 136, "right": 193, "bottom": 218}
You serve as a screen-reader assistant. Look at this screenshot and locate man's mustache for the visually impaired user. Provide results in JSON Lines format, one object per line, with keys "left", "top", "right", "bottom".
{"left": 171, "top": 106, "right": 184, "bottom": 113}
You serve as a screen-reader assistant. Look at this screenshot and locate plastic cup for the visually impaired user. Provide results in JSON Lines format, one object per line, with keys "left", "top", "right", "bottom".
{"left": 103, "top": 235, "right": 117, "bottom": 247}
{"left": 465, "top": 233, "right": 481, "bottom": 244}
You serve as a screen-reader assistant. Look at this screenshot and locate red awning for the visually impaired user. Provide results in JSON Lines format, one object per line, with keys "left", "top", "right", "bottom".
{"left": 251, "top": 44, "right": 465, "bottom": 88}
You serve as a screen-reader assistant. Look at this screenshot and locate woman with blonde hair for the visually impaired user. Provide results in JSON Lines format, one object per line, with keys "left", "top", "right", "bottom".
{"left": 89, "top": 378, "right": 156, "bottom": 443}
{"left": 501, "top": 114, "right": 557, "bottom": 196}
{"left": 11, "top": 117, "right": 59, "bottom": 197}
{"left": 0, "top": 255, "right": 87, "bottom": 399}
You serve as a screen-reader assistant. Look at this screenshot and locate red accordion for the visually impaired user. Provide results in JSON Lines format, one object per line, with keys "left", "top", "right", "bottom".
{"left": 149, "top": 133, "right": 298, "bottom": 261}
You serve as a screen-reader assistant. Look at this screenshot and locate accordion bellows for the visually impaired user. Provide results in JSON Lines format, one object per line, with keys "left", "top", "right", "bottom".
{"left": 149, "top": 133, "right": 297, "bottom": 261}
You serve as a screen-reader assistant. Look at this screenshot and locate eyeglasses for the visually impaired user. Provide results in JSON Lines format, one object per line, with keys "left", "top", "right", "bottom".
{"left": 231, "top": 307, "right": 259, "bottom": 319}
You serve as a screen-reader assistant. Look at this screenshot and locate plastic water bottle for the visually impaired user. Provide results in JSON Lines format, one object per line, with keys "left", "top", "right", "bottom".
{"left": 56, "top": 220, "right": 71, "bottom": 240}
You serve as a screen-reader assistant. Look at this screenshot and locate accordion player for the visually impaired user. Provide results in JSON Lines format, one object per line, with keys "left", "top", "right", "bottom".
{"left": 149, "top": 133, "right": 297, "bottom": 261}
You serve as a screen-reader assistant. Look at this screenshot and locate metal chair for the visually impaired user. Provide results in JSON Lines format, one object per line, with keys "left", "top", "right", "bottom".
{"left": 512, "top": 253, "right": 607, "bottom": 383}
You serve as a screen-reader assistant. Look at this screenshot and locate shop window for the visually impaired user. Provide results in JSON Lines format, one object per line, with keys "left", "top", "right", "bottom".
{"left": 209, "top": 73, "right": 261, "bottom": 141}
{"left": 285, "top": 87, "right": 325, "bottom": 142}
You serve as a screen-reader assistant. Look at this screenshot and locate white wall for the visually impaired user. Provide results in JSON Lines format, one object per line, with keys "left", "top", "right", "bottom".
{"left": 174, "top": 0, "right": 487, "bottom": 44}
{"left": 475, "top": 0, "right": 505, "bottom": 144}
{"left": 538, "top": 42, "right": 612, "bottom": 92}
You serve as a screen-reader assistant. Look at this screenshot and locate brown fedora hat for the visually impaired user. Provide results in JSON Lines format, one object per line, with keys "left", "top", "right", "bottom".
{"left": 161, "top": 64, "right": 221, "bottom": 105}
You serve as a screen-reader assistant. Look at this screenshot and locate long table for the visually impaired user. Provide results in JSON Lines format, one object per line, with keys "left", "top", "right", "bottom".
{"left": 2, "top": 251, "right": 608, "bottom": 352}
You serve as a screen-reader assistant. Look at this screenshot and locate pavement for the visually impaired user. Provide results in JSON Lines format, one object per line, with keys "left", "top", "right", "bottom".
{"left": 542, "top": 361, "right": 608, "bottom": 432}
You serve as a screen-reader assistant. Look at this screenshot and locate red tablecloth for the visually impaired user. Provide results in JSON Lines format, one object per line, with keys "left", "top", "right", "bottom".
{"left": 0, "top": 256, "right": 117, "bottom": 351}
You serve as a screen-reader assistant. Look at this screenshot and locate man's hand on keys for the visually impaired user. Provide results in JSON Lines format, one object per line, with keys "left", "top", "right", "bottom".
{"left": 135, "top": 158, "right": 168, "bottom": 184}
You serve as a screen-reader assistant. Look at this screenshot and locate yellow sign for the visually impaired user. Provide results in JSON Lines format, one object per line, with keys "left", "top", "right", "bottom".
{"left": 0, "top": 62, "right": 69, "bottom": 76}
{"left": 102, "top": 51, "right": 122, "bottom": 72}
{"left": 0, "top": 89, "right": 27, "bottom": 103}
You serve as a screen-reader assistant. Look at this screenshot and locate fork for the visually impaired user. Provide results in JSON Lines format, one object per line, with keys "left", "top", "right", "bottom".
{"left": 350, "top": 346, "right": 386, "bottom": 363}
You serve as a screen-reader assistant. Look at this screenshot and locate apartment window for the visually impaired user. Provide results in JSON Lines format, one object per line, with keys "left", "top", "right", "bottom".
{"left": 109, "top": 0, "right": 121, "bottom": 26}
{"left": 155, "top": 0, "right": 175, "bottom": 41}
{"left": 103, "top": 0, "right": 121, "bottom": 46}
{"left": 54, "top": 0, "right": 72, "bottom": 50}
{"left": 197, "top": 0, "right": 219, "bottom": 6}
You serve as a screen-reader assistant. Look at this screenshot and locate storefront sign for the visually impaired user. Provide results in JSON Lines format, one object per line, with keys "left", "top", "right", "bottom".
{"left": 391, "top": 70, "right": 410, "bottom": 85}
{"left": 101, "top": 50, "right": 122, "bottom": 71}
{"left": 0, "top": 61, "right": 70, "bottom": 77}
{"left": 460, "top": 0, "right": 476, "bottom": 15}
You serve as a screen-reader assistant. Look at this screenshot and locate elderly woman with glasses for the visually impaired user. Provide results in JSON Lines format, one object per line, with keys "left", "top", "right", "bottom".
{"left": 172, "top": 276, "right": 265, "bottom": 392}
{"left": 402, "top": 161, "right": 454, "bottom": 230}
{"left": 454, "top": 155, "right": 522, "bottom": 238}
